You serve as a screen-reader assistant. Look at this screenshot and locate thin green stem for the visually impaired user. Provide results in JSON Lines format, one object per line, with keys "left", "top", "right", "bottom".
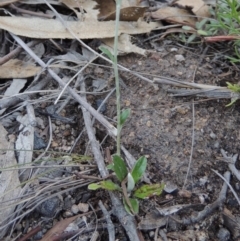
{"left": 113, "top": 0, "right": 122, "bottom": 155}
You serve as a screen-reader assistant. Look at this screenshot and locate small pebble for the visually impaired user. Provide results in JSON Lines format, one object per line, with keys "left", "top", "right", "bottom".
{"left": 235, "top": 182, "right": 240, "bottom": 191}
{"left": 64, "top": 211, "right": 73, "bottom": 217}
{"left": 178, "top": 189, "right": 192, "bottom": 198}
{"left": 33, "top": 231, "right": 44, "bottom": 240}
{"left": 217, "top": 228, "right": 230, "bottom": 241}
{"left": 78, "top": 203, "right": 89, "bottom": 213}
{"left": 34, "top": 133, "right": 47, "bottom": 150}
{"left": 71, "top": 204, "right": 79, "bottom": 214}
{"left": 149, "top": 231, "right": 155, "bottom": 238}
{"left": 214, "top": 141, "right": 220, "bottom": 149}
{"left": 175, "top": 54, "right": 185, "bottom": 62}
{"left": 64, "top": 195, "right": 72, "bottom": 210}
{"left": 210, "top": 131, "right": 216, "bottom": 139}
{"left": 164, "top": 182, "right": 178, "bottom": 193}
{"left": 15, "top": 223, "right": 22, "bottom": 231}
{"left": 170, "top": 47, "right": 178, "bottom": 52}
{"left": 81, "top": 193, "right": 91, "bottom": 203}
{"left": 199, "top": 176, "right": 208, "bottom": 186}
{"left": 63, "top": 129, "right": 71, "bottom": 137}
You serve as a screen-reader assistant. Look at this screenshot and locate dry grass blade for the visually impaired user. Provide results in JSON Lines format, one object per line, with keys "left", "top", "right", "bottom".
{"left": 154, "top": 77, "right": 240, "bottom": 100}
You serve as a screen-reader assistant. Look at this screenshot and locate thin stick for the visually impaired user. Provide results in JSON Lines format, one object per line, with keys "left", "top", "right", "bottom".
{"left": 80, "top": 81, "right": 140, "bottom": 241}
{"left": 99, "top": 200, "right": 115, "bottom": 241}
{"left": 212, "top": 169, "right": 240, "bottom": 205}
{"left": 182, "top": 101, "right": 195, "bottom": 189}
{"left": 114, "top": 0, "right": 122, "bottom": 155}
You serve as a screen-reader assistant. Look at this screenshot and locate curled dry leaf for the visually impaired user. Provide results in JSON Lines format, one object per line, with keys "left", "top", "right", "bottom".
{"left": 173, "top": 0, "right": 210, "bottom": 19}
{"left": 60, "top": 0, "right": 99, "bottom": 20}
{"left": 61, "top": 0, "right": 147, "bottom": 21}
{"left": 101, "top": 33, "right": 147, "bottom": 56}
{"left": 40, "top": 213, "right": 87, "bottom": 241}
{"left": 151, "top": 7, "right": 197, "bottom": 27}
{"left": 99, "top": 6, "right": 148, "bottom": 21}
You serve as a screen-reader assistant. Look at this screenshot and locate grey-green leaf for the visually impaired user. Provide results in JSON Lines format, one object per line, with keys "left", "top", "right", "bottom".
{"left": 195, "top": 18, "right": 208, "bottom": 30}
{"left": 127, "top": 173, "right": 135, "bottom": 192}
{"left": 88, "top": 183, "right": 101, "bottom": 190}
{"left": 197, "top": 29, "right": 209, "bottom": 36}
{"left": 99, "top": 46, "right": 114, "bottom": 62}
{"left": 88, "top": 180, "right": 121, "bottom": 191}
{"left": 187, "top": 34, "right": 197, "bottom": 43}
{"left": 134, "top": 183, "right": 165, "bottom": 199}
{"left": 131, "top": 156, "right": 147, "bottom": 183}
{"left": 182, "top": 25, "right": 195, "bottom": 31}
{"left": 120, "top": 109, "right": 130, "bottom": 126}
{"left": 100, "top": 180, "right": 121, "bottom": 191}
{"left": 113, "top": 155, "right": 128, "bottom": 182}
{"left": 123, "top": 198, "right": 139, "bottom": 215}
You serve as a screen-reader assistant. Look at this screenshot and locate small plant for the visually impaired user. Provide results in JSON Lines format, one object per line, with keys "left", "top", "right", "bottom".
{"left": 196, "top": 0, "right": 240, "bottom": 61}
{"left": 181, "top": 18, "right": 210, "bottom": 44}
{"left": 181, "top": 0, "right": 240, "bottom": 63}
{"left": 226, "top": 82, "right": 240, "bottom": 106}
{"left": 88, "top": 1, "right": 164, "bottom": 215}
{"left": 88, "top": 155, "right": 165, "bottom": 215}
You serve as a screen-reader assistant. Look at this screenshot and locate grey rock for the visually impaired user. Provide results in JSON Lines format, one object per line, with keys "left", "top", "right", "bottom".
{"left": 217, "top": 228, "right": 230, "bottom": 241}
{"left": 36, "top": 196, "right": 61, "bottom": 217}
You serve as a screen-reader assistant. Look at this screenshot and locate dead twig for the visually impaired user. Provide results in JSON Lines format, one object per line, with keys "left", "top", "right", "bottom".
{"left": 154, "top": 77, "right": 240, "bottom": 100}
{"left": 221, "top": 149, "right": 240, "bottom": 181}
{"left": 16, "top": 225, "right": 42, "bottom": 241}
{"left": 212, "top": 169, "right": 240, "bottom": 205}
{"left": 175, "top": 171, "right": 230, "bottom": 225}
{"left": 80, "top": 81, "right": 141, "bottom": 241}
{"left": 0, "top": 40, "right": 39, "bottom": 66}
{"left": 182, "top": 101, "right": 195, "bottom": 189}
{"left": 99, "top": 200, "right": 115, "bottom": 241}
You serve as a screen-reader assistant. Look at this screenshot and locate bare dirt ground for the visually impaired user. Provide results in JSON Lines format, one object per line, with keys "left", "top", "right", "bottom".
{"left": 1, "top": 3, "right": 240, "bottom": 241}
{"left": 3, "top": 39, "right": 240, "bottom": 241}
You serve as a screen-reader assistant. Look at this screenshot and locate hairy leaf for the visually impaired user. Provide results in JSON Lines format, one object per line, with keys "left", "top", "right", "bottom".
{"left": 113, "top": 155, "right": 128, "bottom": 182}
{"left": 131, "top": 156, "right": 147, "bottom": 183}
{"left": 134, "top": 183, "right": 165, "bottom": 199}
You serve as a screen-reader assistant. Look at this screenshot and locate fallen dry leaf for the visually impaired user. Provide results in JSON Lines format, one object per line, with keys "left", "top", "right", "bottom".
{"left": 0, "top": 126, "right": 22, "bottom": 239}
{"left": 0, "top": 59, "right": 41, "bottom": 79}
{"left": 0, "top": 16, "right": 161, "bottom": 39}
{"left": 173, "top": 0, "right": 210, "bottom": 19}
{"left": 94, "top": 0, "right": 116, "bottom": 20}
{"left": 40, "top": 213, "right": 90, "bottom": 241}
{"left": 60, "top": 0, "right": 99, "bottom": 20}
{"left": 102, "top": 33, "right": 147, "bottom": 56}
{"left": 62, "top": 0, "right": 146, "bottom": 21}
{"left": 151, "top": 7, "right": 196, "bottom": 27}
{"left": 99, "top": 6, "right": 147, "bottom": 21}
